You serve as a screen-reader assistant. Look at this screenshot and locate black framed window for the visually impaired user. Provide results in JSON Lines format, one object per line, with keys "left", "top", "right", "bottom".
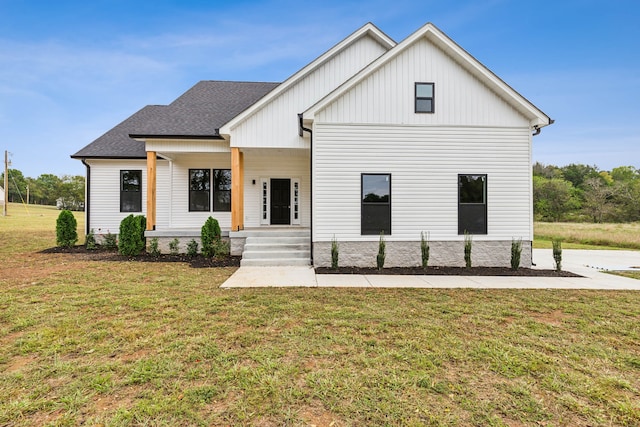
{"left": 213, "top": 169, "right": 231, "bottom": 212}
{"left": 415, "top": 82, "right": 435, "bottom": 113}
{"left": 120, "top": 170, "right": 142, "bottom": 212}
{"left": 361, "top": 173, "right": 391, "bottom": 235}
{"left": 189, "top": 169, "right": 210, "bottom": 212}
{"left": 458, "top": 174, "right": 487, "bottom": 234}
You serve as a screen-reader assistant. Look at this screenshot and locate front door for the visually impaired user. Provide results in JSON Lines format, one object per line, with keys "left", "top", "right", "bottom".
{"left": 270, "top": 178, "right": 291, "bottom": 225}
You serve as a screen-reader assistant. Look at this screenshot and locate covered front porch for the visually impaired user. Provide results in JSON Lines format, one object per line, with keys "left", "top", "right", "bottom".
{"left": 142, "top": 142, "right": 311, "bottom": 264}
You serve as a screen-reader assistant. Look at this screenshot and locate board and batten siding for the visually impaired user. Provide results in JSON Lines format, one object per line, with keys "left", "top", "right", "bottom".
{"left": 242, "top": 149, "right": 310, "bottom": 228}
{"left": 231, "top": 35, "right": 389, "bottom": 149}
{"left": 316, "top": 36, "right": 530, "bottom": 128}
{"left": 86, "top": 159, "right": 170, "bottom": 233}
{"left": 312, "top": 124, "right": 533, "bottom": 242}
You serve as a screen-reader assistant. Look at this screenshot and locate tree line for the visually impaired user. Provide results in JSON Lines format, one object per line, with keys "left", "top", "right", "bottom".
{"left": 1, "top": 169, "right": 84, "bottom": 210}
{"left": 533, "top": 163, "right": 640, "bottom": 223}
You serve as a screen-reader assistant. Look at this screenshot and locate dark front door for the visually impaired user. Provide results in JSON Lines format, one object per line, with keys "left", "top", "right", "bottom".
{"left": 270, "top": 178, "right": 291, "bottom": 225}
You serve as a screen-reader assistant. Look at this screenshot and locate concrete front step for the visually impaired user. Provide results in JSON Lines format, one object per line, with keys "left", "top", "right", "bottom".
{"left": 243, "top": 250, "right": 310, "bottom": 260}
{"left": 240, "top": 231, "right": 311, "bottom": 266}
{"left": 241, "top": 258, "right": 311, "bottom": 267}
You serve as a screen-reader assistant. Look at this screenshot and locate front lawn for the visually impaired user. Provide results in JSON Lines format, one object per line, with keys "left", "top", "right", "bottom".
{"left": 1, "top": 205, "right": 639, "bottom": 426}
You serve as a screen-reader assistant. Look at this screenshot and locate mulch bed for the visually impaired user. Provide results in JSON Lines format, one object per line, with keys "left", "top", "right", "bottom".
{"left": 315, "top": 266, "right": 582, "bottom": 277}
{"left": 40, "top": 246, "right": 241, "bottom": 268}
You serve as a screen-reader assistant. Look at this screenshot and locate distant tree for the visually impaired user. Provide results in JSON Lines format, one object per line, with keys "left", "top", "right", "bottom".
{"left": 0, "top": 169, "right": 27, "bottom": 203}
{"left": 532, "top": 162, "right": 562, "bottom": 179}
{"left": 611, "top": 166, "right": 638, "bottom": 182}
{"left": 611, "top": 180, "right": 640, "bottom": 222}
{"left": 560, "top": 163, "right": 600, "bottom": 189}
{"left": 33, "top": 173, "right": 62, "bottom": 205}
{"left": 582, "top": 177, "right": 615, "bottom": 223}
{"left": 533, "top": 176, "right": 579, "bottom": 221}
{"left": 58, "top": 175, "right": 85, "bottom": 210}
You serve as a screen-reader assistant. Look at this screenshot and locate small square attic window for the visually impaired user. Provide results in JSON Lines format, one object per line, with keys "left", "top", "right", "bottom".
{"left": 415, "top": 82, "right": 434, "bottom": 113}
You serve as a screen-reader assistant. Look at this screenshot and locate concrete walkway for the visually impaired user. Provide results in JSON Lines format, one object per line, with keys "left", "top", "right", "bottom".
{"left": 220, "top": 249, "right": 640, "bottom": 290}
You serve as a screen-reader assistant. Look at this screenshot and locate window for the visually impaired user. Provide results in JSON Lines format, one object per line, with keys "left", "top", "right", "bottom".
{"left": 120, "top": 170, "right": 142, "bottom": 212}
{"left": 415, "top": 82, "right": 435, "bottom": 113}
{"left": 361, "top": 173, "right": 391, "bottom": 235}
{"left": 189, "top": 169, "right": 210, "bottom": 211}
{"left": 458, "top": 174, "right": 487, "bottom": 234}
{"left": 213, "top": 169, "right": 231, "bottom": 212}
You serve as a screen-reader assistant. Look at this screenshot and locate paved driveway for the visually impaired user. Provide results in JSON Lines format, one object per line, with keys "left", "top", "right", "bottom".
{"left": 221, "top": 250, "right": 640, "bottom": 289}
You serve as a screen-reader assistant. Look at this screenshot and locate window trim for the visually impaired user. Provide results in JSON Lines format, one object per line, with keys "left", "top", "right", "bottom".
{"left": 120, "top": 170, "right": 142, "bottom": 213}
{"left": 361, "top": 173, "right": 392, "bottom": 236}
{"left": 415, "top": 82, "right": 435, "bottom": 114}
{"left": 458, "top": 174, "right": 487, "bottom": 235}
{"left": 189, "top": 168, "right": 211, "bottom": 212}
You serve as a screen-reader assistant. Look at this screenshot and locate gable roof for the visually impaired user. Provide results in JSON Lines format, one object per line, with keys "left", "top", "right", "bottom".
{"left": 129, "top": 81, "right": 279, "bottom": 139}
{"left": 304, "top": 22, "right": 552, "bottom": 128}
{"left": 72, "top": 81, "right": 279, "bottom": 159}
{"left": 218, "top": 22, "right": 396, "bottom": 135}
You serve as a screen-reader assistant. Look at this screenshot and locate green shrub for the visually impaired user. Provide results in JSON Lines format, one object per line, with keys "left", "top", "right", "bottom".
{"left": 552, "top": 239, "right": 562, "bottom": 271}
{"left": 331, "top": 235, "right": 339, "bottom": 269}
{"left": 511, "top": 238, "right": 522, "bottom": 270}
{"left": 56, "top": 210, "right": 78, "bottom": 248}
{"left": 420, "top": 231, "right": 430, "bottom": 269}
{"left": 187, "top": 239, "right": 199, "bottom": 257}
{"left": 464, "top": 232, "right": 472, "bottom": 268}
{"left": 377, "top": 232, "right": 386, "bottom": 270}
{"left": 118, "top": 214, "right": 147, "bottom": 256}
{"left": 213, "top": 239, "right": 230, "bottom": 258}
{"left": 201, "top": 217, "right": 221, "bottom": 258}
{"left": 86, "top": 228, "right": 97, "bottom": 250}
{"left": 169, "top": 238, "right": 180, "bottom": 255}
{"left": 103, "top": 231, "right": 118, "bottom": 250}
{"left": 148, "top": 237, "right": 160, "bottom": 256}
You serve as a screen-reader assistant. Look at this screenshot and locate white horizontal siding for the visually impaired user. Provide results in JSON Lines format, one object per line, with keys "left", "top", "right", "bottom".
{"left": 243, "top": 149, "right": 310, "bottom": 228}
{"left": 86, "top": 160, "right": 146, "bottom": 233}
{"left": 232, "top": 35, "right": 388, "bottom": 149}
{"left": 313, "top": 124, "right": 532, "bottom": 242}
{"left": 317, "top": 37, "right": 529, "bottom": 127}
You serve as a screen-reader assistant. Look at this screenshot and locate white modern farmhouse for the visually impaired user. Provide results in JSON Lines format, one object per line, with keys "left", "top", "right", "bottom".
{"left": 72, "top": 22, "right": 552, "bottom": 268}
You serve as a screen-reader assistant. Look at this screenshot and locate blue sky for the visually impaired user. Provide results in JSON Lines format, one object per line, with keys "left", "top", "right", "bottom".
{"left": 0, "top": 0, "right": 638, "bottom": 178}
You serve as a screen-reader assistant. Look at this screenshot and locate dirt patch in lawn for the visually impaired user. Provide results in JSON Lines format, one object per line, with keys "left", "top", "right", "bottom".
{"left": 40, "top": 246, "right": 241, "bottom": 268}
{"left": 316, "top": 266, "right": 581, "bottom": 277}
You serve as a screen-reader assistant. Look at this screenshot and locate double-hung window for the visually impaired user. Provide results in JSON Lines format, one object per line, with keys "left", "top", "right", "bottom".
{"left": 361, "top": 173, "right": 391, "bottom": 235}
{"left": 189, "top": 168, "right": 231, "bottom": 212}
{"left": 189, "top": 169, "right": 210, "bottom": 211}
{"left": 213, "top": 169, "right": 231, "bottom": 212}
{"left": 458, "top": 174, "right": 487, "bottom": 234}
{"left": 415, "top": 82, "right": 435, "bottom": 113}
{"left": 120, "top": 170, "right": 142, "bottom": 212}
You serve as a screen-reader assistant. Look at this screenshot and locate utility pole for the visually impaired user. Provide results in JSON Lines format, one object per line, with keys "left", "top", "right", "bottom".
{"left": 3, "top": 150, "right": 8, "bottom": 216}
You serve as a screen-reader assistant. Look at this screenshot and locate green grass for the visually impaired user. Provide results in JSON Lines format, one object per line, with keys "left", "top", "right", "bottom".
{"left": 534, "top": 221, "right": 640, "bottom": 250}
{"left": 1, "top": 204, "right": 640, "bottom": 426}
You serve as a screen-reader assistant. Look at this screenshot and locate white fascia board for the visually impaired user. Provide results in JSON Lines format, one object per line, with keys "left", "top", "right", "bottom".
{"left": 217, "top": 22, "right": 396, "bottom": 136}
{"left": 304, "top": 22, "right": 552, "bottom": 127}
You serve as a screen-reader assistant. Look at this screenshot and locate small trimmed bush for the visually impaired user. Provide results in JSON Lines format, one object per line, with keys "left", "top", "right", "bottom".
{"left": 331, "top": 235, "right": 339, "bottom": 269}
{"left": 186, "top": 239, "right": 199, "bottom": 257}
{"left": 464, "top": 232, "right": 472, "bottom": 268}
{"left": 103, "top": 231, "right": 118, "bottom": 250}
{"left": 148, "top": 237, "right": 160, "bottom": 256}
{"left": 213, "top": 239, "right": 230, "bottom": 258}
{"left": 420, "top": 231, "right": 430, "bottom": 270}
{"left": 552, "top": 239, "right": 562, "bottom": 271}
{"left": 56, "top": 210, "right": 78, "bottom": 248}
{"left": 377, "top": 232, "right": 386, "bottom": 270}
{"left": 86, "top": 228, "right": 97, "bottom": 250}
{"left": 169, "top": 238, "right": 180, "bottom": 255}
{"left": 511, "top": 238, "right": 522, "bottom": 270}
{"left": 118, "top": 214, "right": 146, "bottom": 256}
{"left": 201, "top": 217, "right": 222, "bottom": 258}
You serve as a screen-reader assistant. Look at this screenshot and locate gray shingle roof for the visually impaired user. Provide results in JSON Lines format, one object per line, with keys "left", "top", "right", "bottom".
{"left": 72, "top": 81, "right": 279, "bottom": 159}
